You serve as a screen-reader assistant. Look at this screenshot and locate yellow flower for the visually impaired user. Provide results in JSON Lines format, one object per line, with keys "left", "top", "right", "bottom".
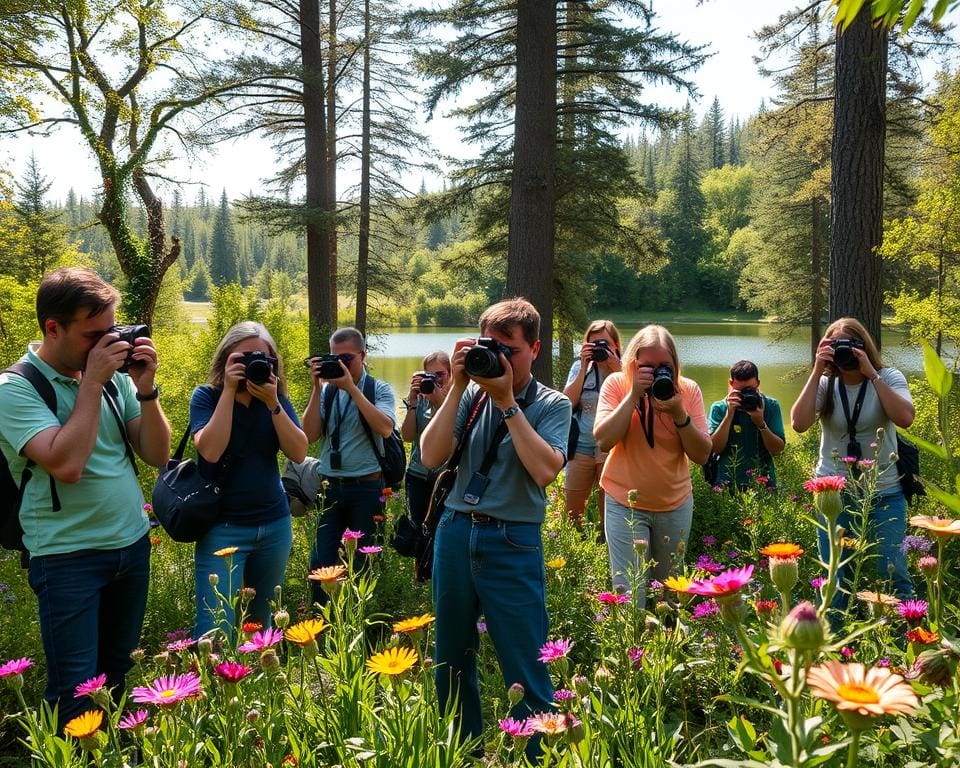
{"left": 213, "top": 546, "right": 239, "bottom": 557}
{"left": 366, "top": 646, "right": 418, "bottom": 676}
{"left": 546, "top": 557, "right": 567, "bottom": 570}
{"left": 759, "top": 543, "right": 804, "bottom": 560}
{"left": 663, "top": 575, "right": 693, "bottom": 593}
{"left": 807, "top": 661, "right": 918, "bottom": 731}
{"left": 284, "top": 619, "right": 327, "bottom": 647}
{"left": 64, "top": 709, "right": 103, "bottom": 739}
{"left": 910, "top": 515, "right": 960, "bottom": 538}
{"left": 308, "top": 565, "right": 347, "bottom": 582}
{"left": 841, "top": 537, "right": 858, "bottom": 550}
{"left": 393, "top": 614, "right": 435, "bottom": 634}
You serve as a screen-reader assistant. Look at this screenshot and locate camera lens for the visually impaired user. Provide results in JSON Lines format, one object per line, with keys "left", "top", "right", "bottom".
{"left": 739, "top": 387, "right": 761, "bottom": 411}
{"left": 650, "top": 365, "right": 675, "bottom": 400}
{"left": 246, "top": 358, "right": 272, "bottom": 385}
{"left": 419, "top": 376, "right": 436, "bottom": 394}
{"left": 464, "top": 347, "right": 502, "bottom": 378}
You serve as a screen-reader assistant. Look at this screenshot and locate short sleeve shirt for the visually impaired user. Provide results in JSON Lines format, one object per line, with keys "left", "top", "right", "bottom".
{"left": 565, "top": 359, "right": 610, "bottom": 458}
{"left": 190, "top": 386, "right": 301, "bottom": 524}
{"left": 443, "top": 378, "right": 572, "bottom": 523}
{"left": 406, "top": 397, "right": 438, "bottom": 479}
{"left": 317, "top": 372, "right": 396, "bottom": 477}
{"left": 707, "top": 396, "right": 785, "bottom": 488}
{"left": 597, "top": 373, "right": 708, "bottom": 511}
{"left": 0, "top": 348, "right": 147, "bottom": 556}
{"left": 815, "top": 367, "right": 910, "bottom": 491}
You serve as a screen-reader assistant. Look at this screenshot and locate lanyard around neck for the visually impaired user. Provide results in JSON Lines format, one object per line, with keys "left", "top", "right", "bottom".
{"left": 636, "top": 394, "right": 655, "bottom": 449}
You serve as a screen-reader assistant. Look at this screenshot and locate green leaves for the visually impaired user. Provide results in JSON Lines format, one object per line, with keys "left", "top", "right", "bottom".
{"left": 922, "top": 339, "right": 954, "bottom": 399}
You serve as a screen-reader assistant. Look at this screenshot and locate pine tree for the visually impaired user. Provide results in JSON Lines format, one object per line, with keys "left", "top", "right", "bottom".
{"left": 209, "top": 190, "right": 239, "bottom": 286}
{"left": 13, "top": 154, "right": 69, "bottom": 281}
{"left": 700, "top": 97, "right": 726, "bottom": 169}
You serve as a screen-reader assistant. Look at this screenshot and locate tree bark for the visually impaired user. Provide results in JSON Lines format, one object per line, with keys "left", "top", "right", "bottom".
{"left": 326, "top": 0, "right": 339, "bottom": 323}
{"left": 506, "top": 0, "right": 557, "bottom": 384}
{"left": 829, "top": 3, "right": 888, "bottom": 346}
{"left": 810, "top": 197, "right": 823, "bottom": 363}
{"left": 355, "top": 0, "right": 371, "bottom": 336}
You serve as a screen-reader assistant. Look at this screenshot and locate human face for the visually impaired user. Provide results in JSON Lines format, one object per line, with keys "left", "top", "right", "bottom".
{"left": 480, "top": 323, "right": 540, "bottom": 389}
{"left": 634, "top": 344, "right": 674, "bottom": 374}
{"left": 44, "top": 307, "right": 117, "bottom": 374}
{"left": 730, "top": 377, "right": 760, "bottom": 392}
{"left": 587, "top": 329, "right": 617, "bottom": 350}
{"left": 331, "top": 339, "right": 366, "bottom": 382}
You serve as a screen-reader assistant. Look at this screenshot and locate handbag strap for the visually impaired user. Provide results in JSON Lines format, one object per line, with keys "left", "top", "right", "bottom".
{"left": 448, "top": 390, "right": 489, "bottom": 471}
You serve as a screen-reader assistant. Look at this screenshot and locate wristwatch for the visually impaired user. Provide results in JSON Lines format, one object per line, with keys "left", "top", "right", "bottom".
{"left": 501, "top": 404, "right": 521, "bottom": 420}
{"left": 271, "top": 403, "right": 282, "bottom": 415}
{"left": 135, "top": 386, "right": 159, "bottom": 402}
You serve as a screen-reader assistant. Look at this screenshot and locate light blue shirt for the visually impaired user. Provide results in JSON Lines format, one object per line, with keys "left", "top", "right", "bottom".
{"left": 565, "top": 359, "right": 609, "bottom": 458}
{"left": 317, "top": 372, "right": 396, "bottom": 477}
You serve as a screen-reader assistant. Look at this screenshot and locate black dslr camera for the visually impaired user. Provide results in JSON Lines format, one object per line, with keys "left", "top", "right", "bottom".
{"left": 239, "top": 351, "right": 276, "bottom": 385}
{"left": 830, "top": 338, "right": 865, "bottom": 371}
{"left": 738, "top": 386, "right": 762, "bottom": 412}
{"left": 109, "top": 324, "right": 149, "bottom": 373}
{"left": 464, "top": 337, "right": 512, "bottom": 378}
{"left": 649, "top": 365, "right": 675, "bottom": 400}
{"left": 305, "top": 354, "right": 346, "bottom": 379}
{"left": 591, "top": 339, "right": 611, "bottom": 362}
{"left": 418, "top": 372, "right": 438, "bottom": 395}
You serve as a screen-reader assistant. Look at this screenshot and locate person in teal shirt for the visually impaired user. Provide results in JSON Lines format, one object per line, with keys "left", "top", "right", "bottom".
{"left": 707, "top": 360, "right": 785, "bottom": 489}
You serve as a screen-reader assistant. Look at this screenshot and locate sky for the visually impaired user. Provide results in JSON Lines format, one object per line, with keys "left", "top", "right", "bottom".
{"left": 2, "top": 0, "right": 957, "bottom": 204}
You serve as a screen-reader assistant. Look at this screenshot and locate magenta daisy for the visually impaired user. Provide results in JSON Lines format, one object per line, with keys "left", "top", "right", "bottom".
{"left": 526, "top": 711, "right": 569, "bottom": 735}
{"left": 118, "top": 710, "right": 149, "bottom": 730}
{"left": 0, "top": 658, "right": 32, "bottom": 678}
{"left": 238, "top": 627, "right": 284, "bottom": 653}
{"left": 692, "top": 600, "right": 720, "bottom": 620}
{"left": 131, "top": 672, "right": 202, "bottom": 708}
{"left": 553, "top": 688, "right": 576, "bottom": 702}
{"left": 687, "top": 565, "right": 755, "bottom": 598}
{"left": 538, "top": 639, "right": 573, "bottom": 663}
{"left": 358, "top": 545, "right": 383, "bottom": 555}
{"left": 342, "top": 529, "right": 364, "bottom": 541}
{"left": 74, "top": 674, "right": 107, "bottom": 698}
{"left": 896, "top": 599, "right": 928, "bottom": 626}
{"left": 499, "top": 717, "right": 535, "bottom": 737}
{"left": 596, "top": 592, "right": 630, "bottom": 605}
{"left": 214, "top": 661, "right": 253, "bottom": 684}
{"left": 166, "top": 638, "right": 196, "bottom": 653}
{"left": 627, "top": 647, "right": 644, "bottom": 669}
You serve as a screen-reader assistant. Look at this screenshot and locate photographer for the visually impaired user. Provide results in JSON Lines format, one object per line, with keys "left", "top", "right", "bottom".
{"left": 420, "top": 298, "right": 571, "bottom": 759}
{"left": 302, "top": 327, "right": 396, "bottom": 605}
{"left": 0, "top": 267, "right": 171, "bottom": 728}
{"left": 562, "top": 320, "right": 622, "bottom": 529}
{"left": 594, "top": 325, "right": 711, "bottom": 604}
{"left": 708, "top": 360, "right": 785, "bottom": 490}
{"left": 190, "top": 322, "right": 307, "bottom": 638}
{"left": 397, "top": 351, "right": 451, "bottom": 544}
{"left": 791, "top": 317, "right": 915, "bottom": 607}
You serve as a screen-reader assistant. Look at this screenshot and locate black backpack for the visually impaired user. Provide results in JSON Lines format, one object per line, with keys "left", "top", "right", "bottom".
{"left": 323, "top": 375, "right": 406, "bottom": 491}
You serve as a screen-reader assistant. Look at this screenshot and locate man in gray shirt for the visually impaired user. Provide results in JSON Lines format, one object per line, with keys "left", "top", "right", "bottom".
{"left": 421, "top": 298, "right": 572, "bottom": 758}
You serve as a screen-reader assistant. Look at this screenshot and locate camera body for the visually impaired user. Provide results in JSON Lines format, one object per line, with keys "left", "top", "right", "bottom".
{"left": 591, "top": 339, "right": 611, "bottom": 362}
{"left": 305, "top": 354, "right": 346, "bottom": 379}
{"left": 738, "top": 386, "right": 762, "bottom": 412}
{"left": 238, "top": 351, "right": 276, "bottom": 385}
{"left": 649, "top": 365, "right": 675, "bottom": 401}
{"left": 464, "top": 337, "right": 512, "bottom": 378}
{"left": 830, "top": 338, "right": 865, "bottom": 371}
{"left": 418, "top": 372, "right": 438, "bottom": 395}
{"left": 109, "top": 324, "right": 149, "bottom": 373}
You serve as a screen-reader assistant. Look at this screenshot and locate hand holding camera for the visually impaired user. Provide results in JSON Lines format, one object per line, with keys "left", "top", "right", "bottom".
{"left": 461, "top": 337, "right": 514, "bottom": 406}
{"left": 304, "top": 353, "right": 352, "bottom": 388}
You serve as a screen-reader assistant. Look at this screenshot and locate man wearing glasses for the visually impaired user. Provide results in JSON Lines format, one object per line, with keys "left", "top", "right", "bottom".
{"left": 302, "top": 327, "right": 396, "bottom": 604}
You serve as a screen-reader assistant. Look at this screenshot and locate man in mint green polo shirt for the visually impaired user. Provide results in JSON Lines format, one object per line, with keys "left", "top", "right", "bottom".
{"left": 0, "top": 267, "right": 171, "bottom": 728}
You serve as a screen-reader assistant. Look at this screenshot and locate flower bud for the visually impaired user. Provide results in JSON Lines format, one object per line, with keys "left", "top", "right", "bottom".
{"left": 198, "top": 637, "right": 213, "bottom": 657}
{"left": 633, "top": 538, "right": 648, "bottom": 556}
{"left": 572, "top": 674, "right": 590, "bottom": 697}
{"left": 918, "top": 556, "right": 938, "bottom": 576}
{"left": 717, "top": 595, "right": 746, "bottom": 625}
{"left": 246, "top": 708, "right": 260, "bottom": 723}
{"left": 208, "top": 572, "right": 219, "bottom": 587}
{"left": 769, "top": 557, "right": 798, "bottom": 595}
{"left": 507, "top": 682, "right": 525, "bottom": 706}
{"left": 129, "top": 647, "right": 146, "bottom": 664}
{"left": 905, "top": 648, "right": 956, "bottom": 687}
{"left": 815, "top": 491, "right": 843, "bottom": 523}
{"left": 240, "top": 587, "right": 257, "bottom": 603}
{"left": 779, "top": 601, "right": 827, "bottom": 652}
{"left": 260, "top": 648, "right": 281, "bottom": 673}
{"left": 594, "top": 665, "right": 613, "bottom": 688}
{"left": 654, "top": 601, "right": 671, "bottom": 617}
{"left": 273, "top": 609, "right": 290, "bottom": 629}
{"left": 564, "top": 713, "right": 585, "bottom": 744}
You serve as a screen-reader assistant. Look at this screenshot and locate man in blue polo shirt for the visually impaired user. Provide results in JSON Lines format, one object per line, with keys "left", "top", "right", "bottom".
{"left": 708, "top": 359, "right": 785, "bottom": 490}
{"left": 301, "top": 327, "right": 396, "bottom": 604}
{"left": 421, "top": 298, "right": 572, "bottom": 758}
{"left": 0, "top": 267, "right": 171, "bottom": 728}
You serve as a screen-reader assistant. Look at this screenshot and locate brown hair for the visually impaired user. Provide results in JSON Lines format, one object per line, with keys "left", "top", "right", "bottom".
{"left": 36, "top": 267, "right": 120, "bottom": 333}
{"left": 821, "top": 317, "right": 884, "bottom": 419}
{"left": 207, "top": 321, "right": 288, "bottom": 395}
{"left": 479, "top": 298, "right": 540, "bottom": 346}
{"left": 422, "top": 350, "right": 451, "bottom": 372}
{"left": 583, "top": 319, "right": 622, "bottom": 356}
{"left": 330, "top": 327, "right": 366, "bottom": 351}
{"left": 730, "top": 360, "right": 759, "bottom": 381}
{"left": 623, "top": 324, "right": 683, "bottom": 383}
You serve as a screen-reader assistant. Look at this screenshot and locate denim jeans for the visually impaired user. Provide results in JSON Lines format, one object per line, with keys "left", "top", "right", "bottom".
{"left": 432, "top": 508, "right": 553, "bottom": 761}
{"left": 195, "top": 515, "right": 293, "bottom": 638}
{"left": 27, "top": 534, "right": 150, "bottom": 730}
{"left": 310, "top": 478, "right": 384, "bottom": 604}
{"left": 817, "top": 487, "right": 914, "bottom": 616}
{"left": 605, "top": 494, "right": 694, "bottom": 608}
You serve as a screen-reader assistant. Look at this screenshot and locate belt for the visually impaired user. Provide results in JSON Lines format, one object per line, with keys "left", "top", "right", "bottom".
{"left": 321, "top": 471, "right": 382, "bottom": 485}
{"left": 457, "top": 510, "right": 497, "bottom": 523}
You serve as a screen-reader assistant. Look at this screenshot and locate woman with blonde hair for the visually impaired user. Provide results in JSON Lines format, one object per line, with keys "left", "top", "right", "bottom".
{"left": 594, "top": 325, "right": 711, "bottom": 603}
{"left": 563, "top": 320, "right": 622, "bottom": 529}
{"left": 190, "top": 321, "right": 308, "bottom": 638}
{"left": 791, "top": 317, "right": 915, "bottom": 609}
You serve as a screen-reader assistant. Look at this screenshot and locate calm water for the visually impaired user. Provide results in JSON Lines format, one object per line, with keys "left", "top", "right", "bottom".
{"left": 364, "top": 323, "right": 922, "bottom": 438}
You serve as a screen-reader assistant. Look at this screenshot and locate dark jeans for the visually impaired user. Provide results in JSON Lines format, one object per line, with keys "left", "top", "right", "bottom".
{"left": 27, "top": 534, "right": 150, "bottom": 729}
{"left": 405, "top": 471, "right": 436, "bottom": 528}
{"left": 310, "top": 477, "right": 384, "bottom": 604}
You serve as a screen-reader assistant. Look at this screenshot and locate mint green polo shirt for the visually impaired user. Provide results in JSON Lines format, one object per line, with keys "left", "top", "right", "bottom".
{"left": 0, "top": 348, "right": 148, "bottom": 556}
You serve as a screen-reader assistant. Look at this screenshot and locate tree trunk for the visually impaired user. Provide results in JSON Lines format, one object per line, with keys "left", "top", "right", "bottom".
{"left": 301, "top": 0, "right": 335, "bottom": 353}
{"left": 829, "top": 3, "right": 887, "bottom": 347}
{"left": 507, "top": 0, "right": 557, "bottom": 384}
{"left": 326, "top": 0, "right": 339, "bottom": 324}
{"left": 810, "top": 197, "right": 823, "bottom": 363}
{"left": 355, "top": 0, "right": 371, "bottom": 336}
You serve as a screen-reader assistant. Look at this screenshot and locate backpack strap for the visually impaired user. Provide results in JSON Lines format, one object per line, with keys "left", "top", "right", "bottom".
{"left": 357, "top": 374, "right": 387, "bottom": 464}
{"left": 5, "top": 362, "right": 61, "bottom": 512}
{"left": 321, "top": 382, "right": 338, "bottom": 437}
{"left": 102, "top": 379, "right": 139, "bottom": 476}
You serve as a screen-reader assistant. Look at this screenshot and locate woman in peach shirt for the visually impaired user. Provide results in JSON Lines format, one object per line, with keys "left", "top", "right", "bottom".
{"left": 594, "top": 325, "right": 711, "bottom": 605}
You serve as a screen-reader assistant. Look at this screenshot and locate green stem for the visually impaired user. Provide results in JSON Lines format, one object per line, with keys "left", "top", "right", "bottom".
{"left": 846, "top": 729, "right": 861, "bottom": 768}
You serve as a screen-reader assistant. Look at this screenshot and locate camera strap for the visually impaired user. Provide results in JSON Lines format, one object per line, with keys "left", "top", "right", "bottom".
{"left": 837, "top": 379, "right": 868, "bottom": 445}
{"left": 474, "top": 380, "right": 539, "bottom": 477}
{"left": 635, "top": 393, "right": 655, "bottom": 449}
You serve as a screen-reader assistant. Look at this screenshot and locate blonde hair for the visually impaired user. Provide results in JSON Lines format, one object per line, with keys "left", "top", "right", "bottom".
{"left": 623, "top": 325, "right": 683, "bottom": 382}
{"left": 583, "top": 319, "right": 622, "bottom": 357}
{"left": 422, "top": 350, "right": 451, "bottom": 372}
{"left": 824, "top": 317, "right": 884, "bottom": 370}
{"left": 207, "top": 321, "right": 287, "bottom": 395}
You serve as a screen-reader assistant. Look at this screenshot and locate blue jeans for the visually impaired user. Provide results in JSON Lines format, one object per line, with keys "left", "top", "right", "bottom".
{"left": 28, "top": 534, "right": 150, "bottom": 730}
{"left": 605, "top": 494, "right": 693, "bottom": 608}
{"left": 195, "top": 516, "right": 293, "bottom": 638}
{"left": 432, "top": 508, "right": 553, "bottom": 760}
{"left": 310, "top": 477, "right": 384, "bottom": 604}
{"left": 817, "top": 487, "right": 914, "bottom": 615}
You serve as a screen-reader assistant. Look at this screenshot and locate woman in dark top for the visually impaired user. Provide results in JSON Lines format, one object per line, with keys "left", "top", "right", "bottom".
{"left": 190, "top": 321, "right": 308, "bottom": 638}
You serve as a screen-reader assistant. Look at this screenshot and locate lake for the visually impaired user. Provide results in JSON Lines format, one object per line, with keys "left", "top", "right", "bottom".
{"left": 362, "top": 322, "right": 923, "bottom": 439}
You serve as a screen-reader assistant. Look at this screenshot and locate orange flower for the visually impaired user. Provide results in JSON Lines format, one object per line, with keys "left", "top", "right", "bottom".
{"left": 856, "top": 591, "right": 900, "bottom": 608}
{"left": 285, "top": 619, "right": 327, "bottom": 647}
{"left": 742, "top": 518, "right": 755, "bottom": 527}
{"left": 64, "top": 709, "right": 103, "bottom": 739}
{"left": 393, "top": 614, "right": 435, "bottom": 634}
{"left": 760, "top": 543, "right": 804, "bottom": 560}
{"left": 910, "top": 515, "right": 960, "bottom": 538}
{"left": 807, "top": 661, "right": 918, "bottom": 730}
{"left": 906, "top": 627, "right": 939, "bottom": 644}
{"left": 308, "top": 565, "right": 346, "bottom": 582}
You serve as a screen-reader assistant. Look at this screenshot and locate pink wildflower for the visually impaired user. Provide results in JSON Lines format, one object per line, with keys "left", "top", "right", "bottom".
{"left": 803, "top": 476, "right": 847, "bottom": 493}
{"left": 499, "top": 717, "right": 535, "bottom": 737}
{"left": 166, "top": 638, "right": 196, "bottom": 653}
{"left": 596, "top": 592, "right": 630, "bottom": 605}
{"left": 538, "top": 639, "right": 573, "bottom": 664}
{"left": 358, "top": 545, "right": 382, "bottom": 555}
{"left": 687, "top": 565, "right": 754, "bottom": 598}
{"left": 118, "top": 710, "right": 149, "bottom": 730}
{"left": 628, "top": 647, "right": 644, "bottom": 669}
{"left": 896, "top": 599, "right": 928, "bottom": 626}
{"left": 553, "top": 688, "right": 576, "bottom": 702}
{"left": 0, "top": 658, "right": 32, "bottom": 678}
{"left": 238, "top": 627, "right": 284, "bottom": 653}
{"left": 74, "top": 674, "right": 107, "bottom": 698}
{"left": 214, "top": 661, "right": 253, "bottom": 684}
{"left": 131, "top": 672, "right": 202, "bottom": 708}
{"left": 342, "top": 529, "right": 364, "bottom": 541}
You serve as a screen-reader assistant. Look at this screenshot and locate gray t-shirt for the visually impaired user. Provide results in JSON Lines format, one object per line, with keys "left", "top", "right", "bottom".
{"left": 564, "top": 359, "right": 609, "bottom": 458}
{"left": 443, "top": 379, "right": 572, "bottom": 523}
{"left": 317, "top": 372, "right": 396, "bottom": 477}
{"left": 815, "top": 367, "right": 911, "bottom": 490}
{"left": 406, "top": 397, "right": 436, "bottom": 479}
